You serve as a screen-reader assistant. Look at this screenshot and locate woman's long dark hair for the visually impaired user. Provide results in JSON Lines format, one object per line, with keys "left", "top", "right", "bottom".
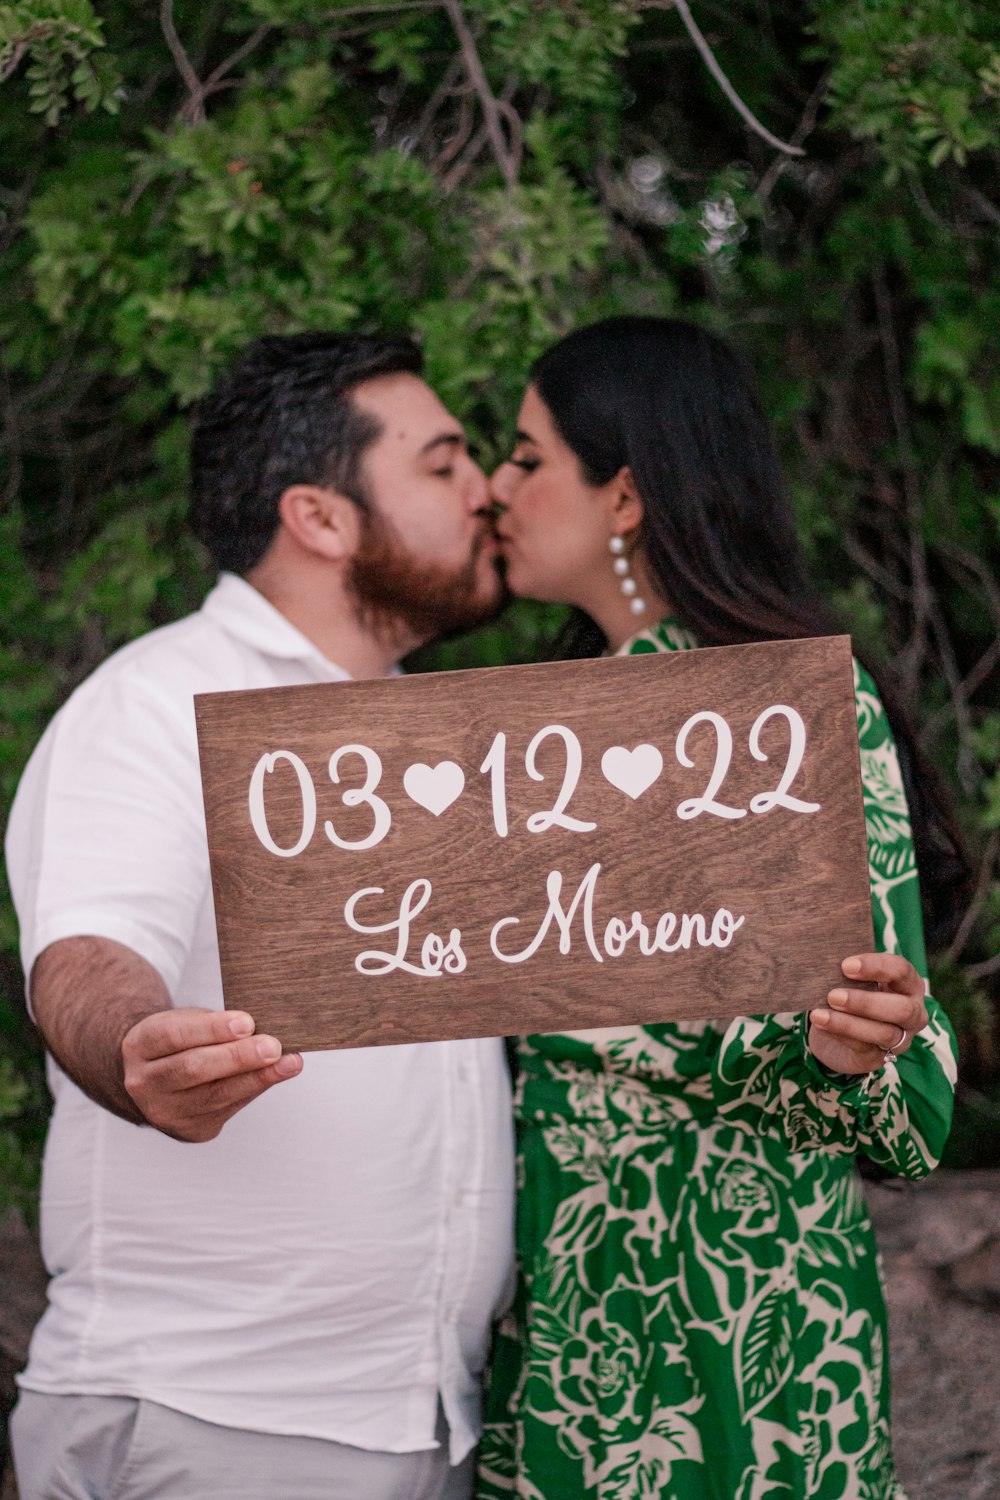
{"left": 532, "top": 316, "right": 969, "bottom": 950}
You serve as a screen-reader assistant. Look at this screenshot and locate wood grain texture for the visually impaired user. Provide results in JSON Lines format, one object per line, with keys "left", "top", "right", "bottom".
{"left": 195, "top": 635, "right": 874, "bottom": 1051}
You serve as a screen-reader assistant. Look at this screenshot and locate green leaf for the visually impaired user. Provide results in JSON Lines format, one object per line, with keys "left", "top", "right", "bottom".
{"left": 735, "top": 1283, "right": 796, "bottom": 1421}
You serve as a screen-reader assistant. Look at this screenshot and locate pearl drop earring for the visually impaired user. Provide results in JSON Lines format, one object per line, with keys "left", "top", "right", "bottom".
{"left": 609, "top": 535, "right": 646, "bottom": 616}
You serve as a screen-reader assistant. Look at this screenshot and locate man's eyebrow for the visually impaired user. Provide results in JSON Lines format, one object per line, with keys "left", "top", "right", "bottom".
{"left": 419, "top": 431, "right": 465, "bottom": 456}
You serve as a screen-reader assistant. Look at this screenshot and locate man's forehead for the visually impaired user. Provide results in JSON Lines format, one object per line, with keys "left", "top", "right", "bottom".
{"left": 351, "top": 371, "right": 463, "bottom": 446}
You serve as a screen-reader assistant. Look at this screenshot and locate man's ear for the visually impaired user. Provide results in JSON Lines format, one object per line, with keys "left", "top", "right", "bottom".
{"left": 609, "top": 466, "right": 644, "bottom": 533}
{"left": 276, "top": 485, "right": 362, "bottom": 562}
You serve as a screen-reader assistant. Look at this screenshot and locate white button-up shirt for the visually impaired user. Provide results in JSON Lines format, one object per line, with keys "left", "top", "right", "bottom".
{"left": 5, "top": 574, "right": 515, "bottom": 1459}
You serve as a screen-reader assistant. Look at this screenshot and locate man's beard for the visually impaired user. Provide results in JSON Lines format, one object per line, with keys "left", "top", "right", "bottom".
{"left": 346, "top": 506, "right": 508, "bottom": 643}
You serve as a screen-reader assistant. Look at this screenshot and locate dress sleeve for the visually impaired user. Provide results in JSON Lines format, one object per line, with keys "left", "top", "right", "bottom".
{"left": 709, "top": 661, "right": 957, "bottom": 1179}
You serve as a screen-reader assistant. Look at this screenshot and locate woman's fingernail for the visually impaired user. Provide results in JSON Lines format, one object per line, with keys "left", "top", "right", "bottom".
{"left": 275, "top": 1053, "right": 303, "bottom": 1079}
{"left": 828, "top": 989, "right": 849, "bottom": 1009}
{"left": 256, "top": 1037, "right": 281, "bottom": 1062}
{"left": 843, "top": 957, "right": 862, "bottom": 977}
{"left": 812, "top": 1009, "right": 831, "bottom": 1027}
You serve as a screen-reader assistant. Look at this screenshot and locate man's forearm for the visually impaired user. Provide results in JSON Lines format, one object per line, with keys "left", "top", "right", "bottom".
{"left": 31, "top": 936, "right": 170, "bottom": 1125}
{"left": 30, "top": 934, "right": 302, "bottom": 1141}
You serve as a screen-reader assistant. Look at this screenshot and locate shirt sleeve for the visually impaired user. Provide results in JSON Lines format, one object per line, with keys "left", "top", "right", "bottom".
{"left": 708, "top": 660, "right": 957, "bottom": 1179}
{"left": 6, "top": 658, "right": 209, "bottom": 1001}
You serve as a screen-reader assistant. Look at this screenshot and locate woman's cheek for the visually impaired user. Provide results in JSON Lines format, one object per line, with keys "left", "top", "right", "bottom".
{"left": 512, "top": 546, "right": 542, "bottom": 591}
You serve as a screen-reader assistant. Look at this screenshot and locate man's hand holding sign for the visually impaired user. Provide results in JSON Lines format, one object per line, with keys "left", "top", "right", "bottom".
{"left": 196, "top": 632, "right": 926, "bottom": 1063}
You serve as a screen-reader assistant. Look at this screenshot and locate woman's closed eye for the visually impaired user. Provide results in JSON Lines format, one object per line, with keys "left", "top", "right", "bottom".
{"left": 509, "top": 455, "right": 540, "bottom": 473}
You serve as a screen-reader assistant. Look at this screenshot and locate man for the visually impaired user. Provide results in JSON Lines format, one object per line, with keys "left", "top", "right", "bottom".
{"left": 5, "top": 332, "right": 514, "bottom": 1500}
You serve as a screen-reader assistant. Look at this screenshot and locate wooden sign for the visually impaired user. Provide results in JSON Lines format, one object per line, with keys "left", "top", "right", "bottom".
{"left": 194, "top": 635, "right": 874, "bottom": 1052}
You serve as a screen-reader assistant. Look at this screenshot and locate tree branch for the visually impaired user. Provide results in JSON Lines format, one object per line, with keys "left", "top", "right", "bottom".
{"left": 644, "top": 0, "right": 805, "bottom": 157}
{"left": 434, "top": 90, "right": 476, "bottom": 170}
{"left": 840, "top": 528, "right": 908, "bottom": 601}
{"left": 197, "top": 24, "right": 270, "bottom": 106}
{"left": 440, "top": 123, "right": 488, "bottom": 194}
{"left": 938, "top": 539, "right": 1000, "bottom": 631}
{"left": 160, "top": 0, "right": 206, "bottom": 123}
{"left": 923, "top": 539, "right": 1000, "bottom": 742}
{"left": 757, "top": 71, "right": 829, "bottom": 201}
{"left": 442, "top": 0, "right": 519, "bottom": 188}
{"left": 871, "top": 267, "right": 934, "bottom": 707}
{"left": 870, "top": 268, "right": 990, "bottom": 795}
{"left": 924, "top": 635, "right": 1000, "bottom": 739}
{"left": 926, "top": 596, "right": 980, "bottom": 793}
{"left": 966, "top": 953, "right": 1000, "bottom": 982}
{"left": 413, "top": 52, "right": 466, "bottom": 149}
{"left": 159, "top": 10, "right": 269, "bottom": 125}
{"left": 0, "top": 39, "right": 29, "bottom": 83}
{"left": 957, "top": 182, "right": 1000, "bottom": 229}
{"left": 322, "top": 0, "right": 439, "bottom": 15}
{"left": 947, "top": 833, "right": 1000, "bottom": 963}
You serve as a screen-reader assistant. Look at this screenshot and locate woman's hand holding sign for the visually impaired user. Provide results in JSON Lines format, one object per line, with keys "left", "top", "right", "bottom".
{"left": 809, "top": 952, "right": 929, "bottom": 1076}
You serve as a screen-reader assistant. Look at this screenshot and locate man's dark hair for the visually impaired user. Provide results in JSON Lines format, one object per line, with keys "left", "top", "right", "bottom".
{"left": 190, "top": 331, "right": 424, "bottom": 574}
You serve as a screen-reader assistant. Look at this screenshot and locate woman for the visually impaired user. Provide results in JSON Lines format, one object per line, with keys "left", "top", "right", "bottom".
{"left": 476, "top": 318, "right": 964, "bottom": 1500}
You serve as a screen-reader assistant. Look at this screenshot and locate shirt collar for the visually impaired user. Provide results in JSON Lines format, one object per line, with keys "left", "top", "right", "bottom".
{"left": 200, "top": 573, "right": 352, "bottom": 680}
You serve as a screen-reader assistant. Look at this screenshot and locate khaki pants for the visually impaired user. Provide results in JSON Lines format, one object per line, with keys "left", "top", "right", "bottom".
{"left": 11, "top": 1391, "right": 475, "bottom": 1500}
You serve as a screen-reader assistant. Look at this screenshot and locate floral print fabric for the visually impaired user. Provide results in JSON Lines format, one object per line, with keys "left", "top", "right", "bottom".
{"left": 476, "top": 622, "right": 957, "bottom": 1500}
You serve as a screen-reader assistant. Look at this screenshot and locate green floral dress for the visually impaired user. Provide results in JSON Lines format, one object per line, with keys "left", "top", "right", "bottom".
{"left": 476, "top": 620, "right": 957, "bottom": 1500}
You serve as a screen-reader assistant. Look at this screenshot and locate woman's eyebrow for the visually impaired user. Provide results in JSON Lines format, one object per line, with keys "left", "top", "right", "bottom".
{"left": 514, "top": 428, "right": 539, "bottom": 445}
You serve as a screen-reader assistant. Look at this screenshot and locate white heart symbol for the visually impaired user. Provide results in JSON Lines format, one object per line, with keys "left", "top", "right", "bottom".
{"left": 601, "top": 744, "right": 663, "bottom": 801}
{"left": 403, "top": 761, "right": 466, "bottom": 817}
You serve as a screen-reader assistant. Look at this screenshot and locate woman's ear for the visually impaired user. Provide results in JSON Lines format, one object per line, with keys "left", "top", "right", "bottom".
{"left": 276, "top": 485, "right": 362, "bottom": 562}
{"left": 610, "top": 466, "right": 644, "bottom": 534}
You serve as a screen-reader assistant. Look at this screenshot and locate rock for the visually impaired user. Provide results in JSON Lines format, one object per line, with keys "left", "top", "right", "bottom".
{"left": 0, "top": 1209, "right": 47, "bottom": 1495}
{"left": 865, "top": 1170, "right": 1000, "bottom": 1500}
{"left": 941, "top": 1235, "right": 1000, "bottom": 1310}
{"left": 0, "top": 1210, "right": 48, "bottom": 1374}
{"left": 865, "top": 1168, "right": 1000, "bottom": 1267}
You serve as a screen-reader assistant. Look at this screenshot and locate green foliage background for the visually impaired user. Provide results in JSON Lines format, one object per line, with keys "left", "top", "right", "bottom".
{"left": 1, "top": 0, "right": 999, "bottom": 1210}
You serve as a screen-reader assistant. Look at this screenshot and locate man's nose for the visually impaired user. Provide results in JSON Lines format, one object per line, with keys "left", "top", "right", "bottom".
{"left": 466, "top": 461, "right": 491, "bottom": 513}
{"left": 487, "top": 463, "right": 513, "bottom": 507}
